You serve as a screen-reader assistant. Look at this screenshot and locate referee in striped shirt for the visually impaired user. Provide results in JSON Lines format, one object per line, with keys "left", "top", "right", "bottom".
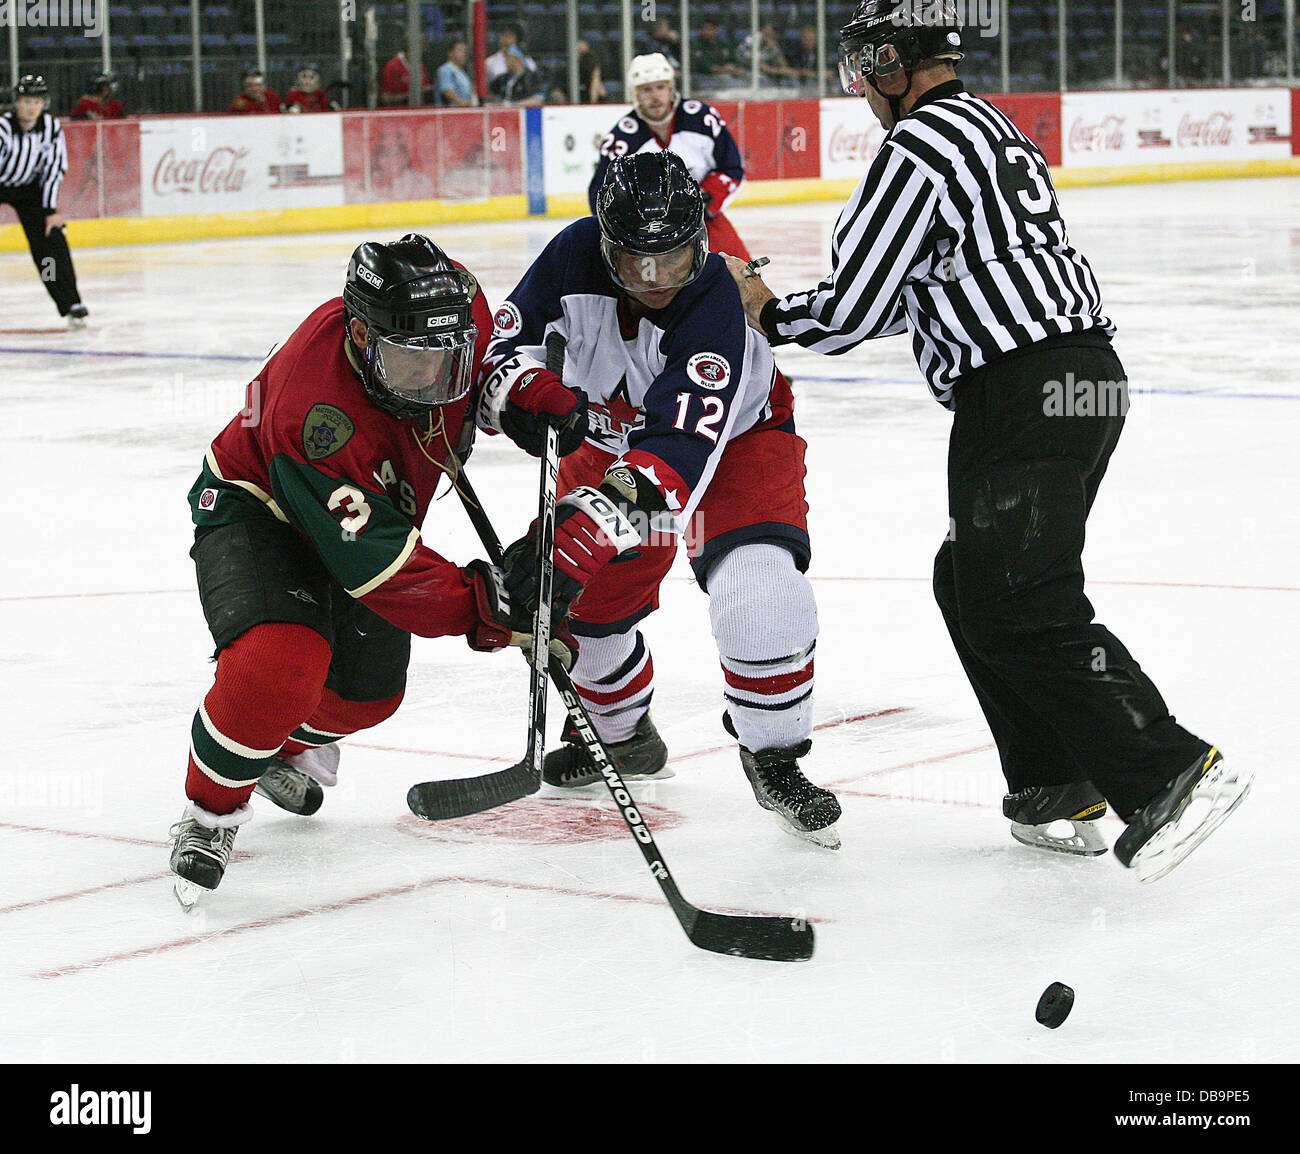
{"left": 726, "top": 1, "right": 1251, "bottom": 883}
{"left": 1, "top": 75, "right": 88, "bottom": 327}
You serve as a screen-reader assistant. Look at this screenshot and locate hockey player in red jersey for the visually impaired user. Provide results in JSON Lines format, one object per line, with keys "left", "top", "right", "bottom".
{"left": 169, "top": 235, "right": 585, "bottom": 906}
{"left": 488, "top": 152, "right": 840, "bottom": 848}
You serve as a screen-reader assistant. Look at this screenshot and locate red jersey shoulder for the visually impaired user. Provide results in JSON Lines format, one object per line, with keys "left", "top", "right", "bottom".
{"left": 258, "top": 298, "right": 398, "bottom": 473}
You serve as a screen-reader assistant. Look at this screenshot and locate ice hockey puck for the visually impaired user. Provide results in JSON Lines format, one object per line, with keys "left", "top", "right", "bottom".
{"left": 1035, "top": 982, "right": 1074, "bottom": 1028}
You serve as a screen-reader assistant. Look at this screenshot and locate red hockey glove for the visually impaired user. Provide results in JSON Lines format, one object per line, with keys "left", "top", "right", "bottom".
{"left": 478, "top": 353, "right": 588, "bottom": 457}
{"left": 462, "top": 559, "right": 577, "bottom": 669}
{"left": 501, "top": 486, "right": 643, "bottom": 620}
{"left": 700, "top": 172, "right": 738, "bottom": 220}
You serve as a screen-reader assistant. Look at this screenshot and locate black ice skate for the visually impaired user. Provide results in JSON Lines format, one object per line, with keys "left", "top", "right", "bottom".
{"left": 542, "top": 712, "right": 673, "bottom": 788}
{"left": 169, "top": 803, "right": 247, "bottom": 910}
{"left": 1004, "top": 781, "right": 1109, "bottom": 856}
{"left": 253, "top": 745, "right": 338, "bottom": 815}
{"left": 1114, "top": 747, "right": 1252, "bottom": 883}
{"left": 726, "top": 715, "right": 841, "bottom": 849}
{"left": 255, "top": 762, "right": 324, "bottom": 816}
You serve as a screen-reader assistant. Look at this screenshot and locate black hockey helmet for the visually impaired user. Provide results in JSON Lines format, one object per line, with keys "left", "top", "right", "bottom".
{"left": 838, "top": 0, "right": 964, "bottom": 98}
{"left": 14, "top": 74, "right": 50, "bottom": 98}
{"left": 343, "top": 234, "right": 479, "bottom": 419}
{"left": 90, "top": 71, "right": 117, "bottom": 94}
{"left": 595, "top": 151, "right": 709, "bottom": 295}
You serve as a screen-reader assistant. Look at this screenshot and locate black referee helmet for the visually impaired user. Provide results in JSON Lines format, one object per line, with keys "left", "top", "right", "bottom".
{"left": 838, "top": 1, "right": 964, "bottom": 100}
{"left": 14, "top": 74, "right": 50, "bottom": 98}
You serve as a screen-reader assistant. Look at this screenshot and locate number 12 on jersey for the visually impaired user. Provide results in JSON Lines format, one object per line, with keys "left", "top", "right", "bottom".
{"left": 672, "top": 392, "right": 726, "bottom": 443}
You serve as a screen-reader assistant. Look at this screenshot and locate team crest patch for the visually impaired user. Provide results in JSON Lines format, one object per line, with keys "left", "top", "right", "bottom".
{"left": 303, "top": 403, "right": 355, "bottom": 461}
{"left": 197, "top": 487, "right": 219, "bottom": 511}
{"left": 686, "top": 352, "right": 731, "bottom": 391}
{"left": 493, "top": 301, "right": 522, "bottom": 337}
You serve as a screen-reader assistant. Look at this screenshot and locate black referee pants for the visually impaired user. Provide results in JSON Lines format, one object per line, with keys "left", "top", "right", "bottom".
{"left": 932, "top": 334, "right": 1210, "bottom": 819}
{"left": 0, "top": 181, "right": 82, "bottom": 316}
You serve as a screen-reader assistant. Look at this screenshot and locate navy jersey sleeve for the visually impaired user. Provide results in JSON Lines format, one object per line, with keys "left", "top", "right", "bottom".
{"left": 476, "top": 221, "right": 585, "bottom": 435}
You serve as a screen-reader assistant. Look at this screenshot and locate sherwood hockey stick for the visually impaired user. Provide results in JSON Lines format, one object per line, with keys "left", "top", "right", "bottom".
{"left": 408, "top": 413, "right": 815, "bottom": 958}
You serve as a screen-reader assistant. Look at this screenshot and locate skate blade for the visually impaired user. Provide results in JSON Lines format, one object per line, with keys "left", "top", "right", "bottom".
{"left": 1011, "top": 819, "right": 1108, "bottom": 857}
{"left": 172, "top": 877, "right": 206, "bottom": 913}
{"left": 1130, "top": 763, "right": 1253, "bottom": 884}
{"left": 771, "top": 812, "right": 841, "bottom": 850}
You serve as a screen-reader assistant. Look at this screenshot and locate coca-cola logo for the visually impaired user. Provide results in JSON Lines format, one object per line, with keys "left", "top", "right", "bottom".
{"left": 1068, "top": 115, "right": 1125, "bottom": 153}
{"left": 827, "top": 122, "right": 883, "bottom": 164}
{"left": 1176, "top": 112, "right": 1234, "bottom": 148}
{"left": 152, "top": 146, "right": 250, "bottom": 196}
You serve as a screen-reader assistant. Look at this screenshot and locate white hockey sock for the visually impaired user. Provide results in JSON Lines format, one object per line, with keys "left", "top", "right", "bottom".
{"left": 570, "top": 629, "right": 654, "bottom": 744}
{"left": 708, "top": 544, "right": 818, "bottom": 752}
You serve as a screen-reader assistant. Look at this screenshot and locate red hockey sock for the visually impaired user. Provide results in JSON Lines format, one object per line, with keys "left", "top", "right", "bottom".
{"left": 185, "top": 623, "right": 332, "bottom": 815}
{"left": 278, "top": 686, "right": 405, "bottom": 757}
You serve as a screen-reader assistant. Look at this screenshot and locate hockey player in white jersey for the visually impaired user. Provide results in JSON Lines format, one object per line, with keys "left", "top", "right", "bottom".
{"left": 482, "top": 150, "right": 840, "bottom": 847}
{"left": 588, "top": 52, "right": 754, "bottom": 264}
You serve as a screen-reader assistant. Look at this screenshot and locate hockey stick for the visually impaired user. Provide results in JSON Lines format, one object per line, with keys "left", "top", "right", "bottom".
{"left": 408, "top": 404, "right": 815, "bottom": 960}
{"left": 406, "top": 333, "right": 564, "bottom": 821}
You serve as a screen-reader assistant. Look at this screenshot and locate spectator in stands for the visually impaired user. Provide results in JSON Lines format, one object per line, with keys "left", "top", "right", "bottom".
{"left": 283, "top": 64, "right": 338, "bottom": 113}
{"left": 489, "top": 47, "right": 544, "bottom": 107}
{"left": 70, "top": 72, "right": 124, "bottom": 120}
{"left": 437, "top": 38, "right": 476, "bottom": 106}
{"left": 736, "top": 22, "right": 796, "bottom": 85}
{"left": 693, "top": 19, "right": 741, "bottom": 81}
{"left": 485, "top": 24, "right": 536, "bottom": 85}
{"left": 229, "top": 68, "right": 280, "bottom": 114}
{"left": 380, "top": 49, "right": 433, "bottom": 106}
{"left": 638, "top": 17, "right": 681, "bottom": 73}
{"left": 789, "top": 25, "right": 831, "bottom": 88}
{"left": 578, "top": 39, "right": 606, "bottom": 104}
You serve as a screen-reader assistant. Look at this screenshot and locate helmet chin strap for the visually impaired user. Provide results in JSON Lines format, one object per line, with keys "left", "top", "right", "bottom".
{"left": 868, "top": 68, "right": 914, "bottom": 128}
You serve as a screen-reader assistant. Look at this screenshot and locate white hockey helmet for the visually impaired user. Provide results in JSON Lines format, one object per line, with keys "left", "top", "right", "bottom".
{"left": 628, "top": 53, "right": 675, "bottom": 89}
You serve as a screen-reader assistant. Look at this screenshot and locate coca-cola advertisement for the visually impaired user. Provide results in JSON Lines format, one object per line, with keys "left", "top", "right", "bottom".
{"left": 1062, "top": 90, "right": 1291, "bottom": 168}
{"left": 140, "top": 116, "right": 344, "bottom": 217}
{"left": 819, "top": 98, "right": 887, "bottom": 180}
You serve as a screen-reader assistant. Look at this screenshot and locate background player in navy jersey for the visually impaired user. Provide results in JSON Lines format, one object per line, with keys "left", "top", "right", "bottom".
{"left": 726, "top": 1, "right": 1250, "bottom": 883}
{"left": 168, "top": 235, "right": 582, "bottom": 907}
{"left": 485, "top": 150, "right": 840, "bottom": 848}
{"left": 588, "top": 53, "right": 753, "bottom": 264}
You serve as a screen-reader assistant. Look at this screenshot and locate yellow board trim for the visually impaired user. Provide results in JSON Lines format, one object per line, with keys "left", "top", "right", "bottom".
{"left": 0, "top": 195, "right": 530, "bottom": 252}
{"left": 4, "top": 161, "right": 1298, "bottom": 251}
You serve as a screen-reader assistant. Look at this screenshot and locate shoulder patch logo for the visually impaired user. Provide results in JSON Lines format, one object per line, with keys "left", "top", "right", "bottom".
{"left": 493, "top": 301, "right": 522, "bottom": 337}
{"left": 619, "top": 116, "right": 638, "bottom": 134}
{"left": 686, "top": 351, "right": 731, "bottom": 391}
{"left": 303, "top": 403, "right": 356, "bottom": 461}
{"left": 197, "top": 487, "right": 219, "bottom": 511}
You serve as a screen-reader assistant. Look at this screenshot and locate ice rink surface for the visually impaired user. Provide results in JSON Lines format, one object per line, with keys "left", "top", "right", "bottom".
{"left": 1, "top": 177, "right": 1297, "bottom": 1068}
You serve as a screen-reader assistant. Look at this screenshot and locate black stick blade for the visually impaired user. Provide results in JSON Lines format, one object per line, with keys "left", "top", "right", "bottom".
{"left": 406, "top": 764, "right": 539, "bottom": 821}
{"left": 687, "top": 912, "right": 816, "bottom": 963}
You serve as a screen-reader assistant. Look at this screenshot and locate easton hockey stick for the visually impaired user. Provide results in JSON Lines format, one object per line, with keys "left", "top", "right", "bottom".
{"left": 406, "top": 333, "right": 565, "bottom": 820}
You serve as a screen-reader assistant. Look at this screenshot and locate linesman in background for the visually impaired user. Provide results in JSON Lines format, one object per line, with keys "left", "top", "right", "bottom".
{"left": 726, "top": 1, "right": 1251, "bottom": 883}
{"left": 0, "top": 75, "right": 88, "bottom": 328}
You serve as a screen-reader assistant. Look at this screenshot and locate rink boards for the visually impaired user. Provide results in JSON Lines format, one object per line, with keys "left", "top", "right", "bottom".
{"left": 3, "top": 86, "right": 1299, "bottom": 251}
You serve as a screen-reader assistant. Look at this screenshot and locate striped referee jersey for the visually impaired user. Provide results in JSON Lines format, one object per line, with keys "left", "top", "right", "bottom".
{"left": 762, "top": 80, "right": 1114, "bottom": 407}
{"left": 0, "top": 111, "right": 68, "bottom": 211}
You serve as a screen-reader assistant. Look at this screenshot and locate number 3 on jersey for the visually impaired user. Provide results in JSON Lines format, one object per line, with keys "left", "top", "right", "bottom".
{"left": 672, "top": 392, "right": 726, "bottom": 443}
{"left": 996, "top": 141, "right": 1059, "bottom": 225}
